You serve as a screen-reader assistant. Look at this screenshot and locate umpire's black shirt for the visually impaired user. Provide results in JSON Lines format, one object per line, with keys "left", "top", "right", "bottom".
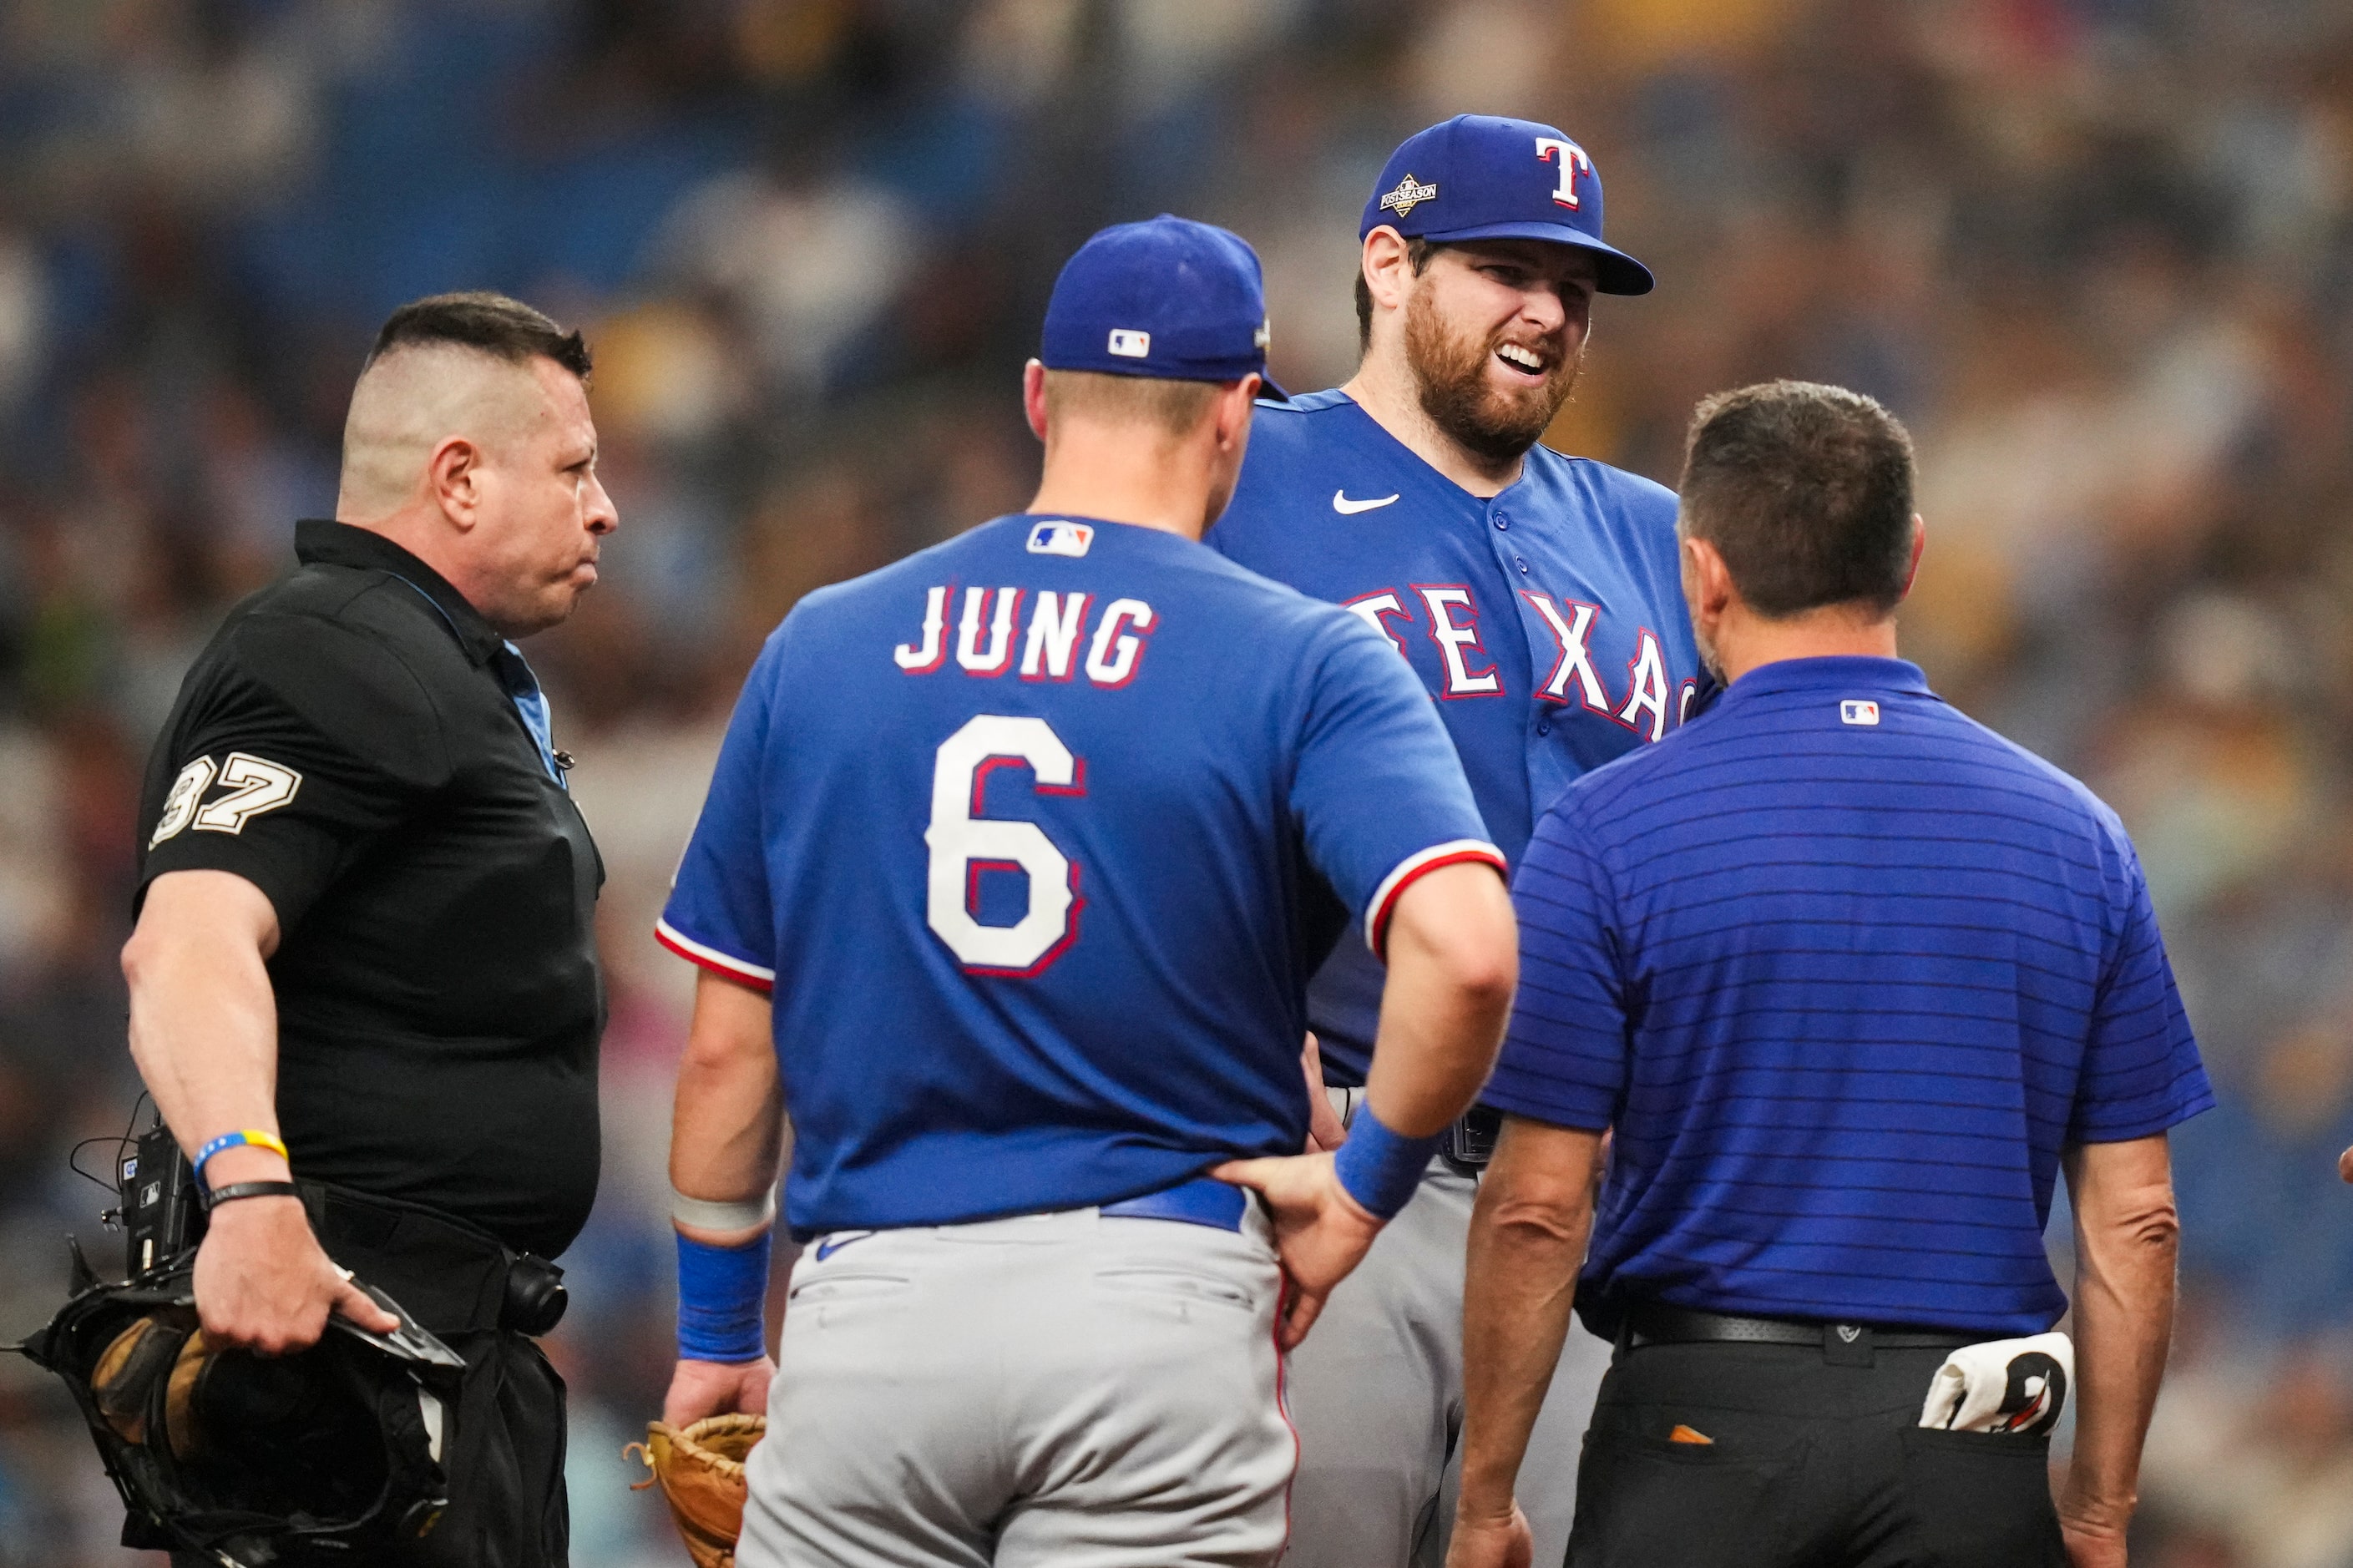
{"left": 136, "top": 520, "right": 604, "bottom": 1258}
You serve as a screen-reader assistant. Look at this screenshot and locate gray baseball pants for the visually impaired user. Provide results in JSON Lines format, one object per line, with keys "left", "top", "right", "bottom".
{"left": 737, "top": 1201, "right": 1297, "bottom": 1567}
{"left": 1279, "top": 1160, "right": 1614, "bottom": 1568}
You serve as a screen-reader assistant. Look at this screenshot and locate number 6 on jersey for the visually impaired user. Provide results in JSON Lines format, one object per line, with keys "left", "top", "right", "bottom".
{"left": 925, "top": 715, "right": 1085, "bottom": 974}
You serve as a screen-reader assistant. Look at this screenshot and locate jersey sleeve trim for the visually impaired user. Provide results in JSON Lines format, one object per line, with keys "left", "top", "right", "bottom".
{"left": 1364, "top": 839, "right": 1508, "bottom": 959}
{"left": 655, "top": 918, "right": 777, "bottom": 992}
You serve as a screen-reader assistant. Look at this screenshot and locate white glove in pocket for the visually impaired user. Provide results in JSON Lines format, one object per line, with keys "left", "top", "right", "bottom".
{"left": 1918, "top": 1331, "right": 2072, "bottom": 1435}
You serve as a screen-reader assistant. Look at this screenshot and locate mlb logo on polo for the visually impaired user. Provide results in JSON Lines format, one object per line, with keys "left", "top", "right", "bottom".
{"left": 1027, "top": 520, "right": 1095, "bottom": 558}
{"left": 1106, "top": 328, "right": 1151, "bottom": 358}
{"left": 1841, "top": 700, "right": 1880, "bottom": 726}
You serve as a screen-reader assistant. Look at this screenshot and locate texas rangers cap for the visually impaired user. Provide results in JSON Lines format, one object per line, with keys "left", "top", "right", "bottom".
{"left": 1040, "top": 215, "right": 1289, "bottom": 399}
{"left": 1360, "top": 114, "right": 1654, "bottom": 296}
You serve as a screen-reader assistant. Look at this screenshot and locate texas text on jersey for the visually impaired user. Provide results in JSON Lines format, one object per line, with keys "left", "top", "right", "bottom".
{"left": 1212, "top": 392, "right": 1702, "bottom": 860}
{"left": 1209, "top": 390, "right": 1703, "bottom": 1080}
{"left": 1339, "top": 581, "right": 1685, "bottom": 731}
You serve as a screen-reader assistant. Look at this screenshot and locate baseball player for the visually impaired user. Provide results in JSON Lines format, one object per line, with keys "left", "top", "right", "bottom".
{"left": 652, "top": 215, "right": 1520, "bottom": 1568}
{"left": 1206, "top": 114, "right": 1702, "bottom": 1568}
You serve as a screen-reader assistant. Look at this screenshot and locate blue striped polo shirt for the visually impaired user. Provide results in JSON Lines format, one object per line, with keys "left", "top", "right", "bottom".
{"left": 1485, "top": 655, "right": 2214, "bottom": 1338}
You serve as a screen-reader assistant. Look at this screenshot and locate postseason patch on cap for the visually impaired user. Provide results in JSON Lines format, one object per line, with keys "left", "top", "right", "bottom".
{"left": 1840, "top": 700, "right": 1880, "bottom": 726}
{"left": 1027, "top": 520, "right": 1096, "bottom": 558}
{"left": 1379, "top": 173, "right": 1439, "bottom": 218}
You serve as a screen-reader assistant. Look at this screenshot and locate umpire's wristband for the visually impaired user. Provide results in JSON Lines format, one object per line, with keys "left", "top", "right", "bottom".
{"left": 1333, "top": 1104, "right": 1444, "bottom": 1220}
{"left": 203, "top": 1180, "right": 301, "bottom": 1209}
{"left": 676, "top": 1231, "right": 772, "bottom": 1363}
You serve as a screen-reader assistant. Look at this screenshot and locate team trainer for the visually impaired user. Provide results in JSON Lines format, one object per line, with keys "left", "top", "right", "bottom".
{"left": 655, "top": 216, "right": 1516, "bottom": 1566}
{"left": 1448, "top": 382, "right": 2213, "bottom": 1568}
{"left": 125, "top": 292, "right": 616, "bottom": 1566}
{"left": 1208, "top": 112, "right": 1698, "bottom": 1568}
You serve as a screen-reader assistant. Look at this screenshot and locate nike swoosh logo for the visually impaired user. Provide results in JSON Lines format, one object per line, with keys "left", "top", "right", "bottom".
{"left": 1332, "top": 489, "right": 1400, "bottom": 514}
{"left": 814, "top": 1232, "right": 874, "bottom": 1261}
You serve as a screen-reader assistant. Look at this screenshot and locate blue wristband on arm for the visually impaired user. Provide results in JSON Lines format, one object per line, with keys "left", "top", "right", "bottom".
{"left": 1333, "top": 1104, "right": 1445, "bottom": 1220}
{"left": 676, "top": 1231, "right": 773, "bottom": 1363}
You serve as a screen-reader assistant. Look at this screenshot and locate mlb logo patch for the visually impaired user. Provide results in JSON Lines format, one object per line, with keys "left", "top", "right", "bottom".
{"left": 1027, "top": 520, "right": 1095, "bottom": 558}
{"left": 1840, "top": 700, "right": 1880, "bottom": 726}
{"left": 1106, "top": 328, "right": 1151, "bottom": 359}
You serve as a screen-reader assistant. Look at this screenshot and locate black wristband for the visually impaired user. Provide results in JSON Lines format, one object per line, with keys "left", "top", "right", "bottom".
{"left": 203, "top": 1180, "right": 302, "bottom": 1209}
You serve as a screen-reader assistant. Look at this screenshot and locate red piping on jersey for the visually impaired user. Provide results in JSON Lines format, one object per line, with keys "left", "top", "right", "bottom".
{"left": 1367, "top": 847, "right": 1508, "bottom": 959}
{"left": 654, "top": 919, "right": 776, "bottom": 994}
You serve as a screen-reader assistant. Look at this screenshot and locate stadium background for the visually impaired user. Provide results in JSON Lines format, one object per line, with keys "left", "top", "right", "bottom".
{"left": 0, "top": 0, "right": 2345, "bottom": 1561}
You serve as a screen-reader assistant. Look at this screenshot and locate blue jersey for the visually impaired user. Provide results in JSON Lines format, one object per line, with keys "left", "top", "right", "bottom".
{"left": 1483, "top": 656, "right": 2215, "bottom": 1337}
{"left": 1208, "top": 389, "right": 1700, "bottom": 1079}
{"left": 660, "top": 514, "right": 1500, "bottom": 1237}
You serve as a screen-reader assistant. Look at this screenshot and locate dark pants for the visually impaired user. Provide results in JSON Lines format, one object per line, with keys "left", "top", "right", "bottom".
{"left": 1563, "top": 1339, "right": 2067, "bottom": 1568}
{"left": 175, "top": 1183, "right": 573, "bottom": 1568}
{"left": 168, "top": 1327, "right": 566, "bottom": 1567}
{"left": 411, "top": 1327, "right": 569, "bottom": 1568}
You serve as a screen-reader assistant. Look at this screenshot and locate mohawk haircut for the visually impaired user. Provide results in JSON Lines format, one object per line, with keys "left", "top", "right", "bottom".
{"left": 365, "top": 291, "right": 591, "bottom": 381}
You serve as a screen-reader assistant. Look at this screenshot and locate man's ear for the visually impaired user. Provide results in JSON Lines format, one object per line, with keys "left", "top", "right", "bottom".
{"left": 1213, "top": 376, "right": 1260, "bottom": 452}
{"left": 1683, "top": 534, "right": 1736, "bottom": 625}
{"left": 1023, "top": 360, "right": 1050, "bottom": 444}
{"left": 1900, "top": 514, "right": 1925, "bottom": 600}
{"left": 1361, "top": 227, "right": 1415, "bottom": 326}
{"left": 428, "top": 435, "right": 485, "bottom": 530}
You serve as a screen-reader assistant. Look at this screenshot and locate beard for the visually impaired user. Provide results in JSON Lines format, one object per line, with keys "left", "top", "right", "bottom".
{"left": 1404, "top": 293, "right": 1582, "bottom": 467}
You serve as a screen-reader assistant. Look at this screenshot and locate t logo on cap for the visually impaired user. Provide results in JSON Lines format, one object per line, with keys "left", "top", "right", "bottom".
{"left": 1535, "top": 138, "right": 1591, "bottom": 210}
{"left": 1107, "top": 329, "right": 1151, "bottom": 359}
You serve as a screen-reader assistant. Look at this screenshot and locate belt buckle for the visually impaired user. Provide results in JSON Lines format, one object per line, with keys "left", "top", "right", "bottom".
{"left": 1824, "top": 1322, "right": 1873, "bottom": 1367}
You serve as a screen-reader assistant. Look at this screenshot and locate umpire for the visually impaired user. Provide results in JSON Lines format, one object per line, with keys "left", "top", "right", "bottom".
{"left": 1447, "top": 382, "right": 2214, "bottom": 1568}
{"left": 123, "top": 292, "right": 617, "bottom": 1565}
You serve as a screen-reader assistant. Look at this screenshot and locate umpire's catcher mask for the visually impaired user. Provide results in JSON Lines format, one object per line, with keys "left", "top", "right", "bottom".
{"left": 14, "top": 1257, "right": 464, "bottom": 1566}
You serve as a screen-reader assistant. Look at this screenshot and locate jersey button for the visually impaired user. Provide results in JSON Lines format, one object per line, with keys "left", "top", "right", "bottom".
{"left": 1536, "top": 721, "right": 1551, "bottom": 736}
{"left": 1493, "top": 512, "right": 1510, "bottom": 530}
{"left": 1516, "top": 556, "right": 1529, "bottom": 574}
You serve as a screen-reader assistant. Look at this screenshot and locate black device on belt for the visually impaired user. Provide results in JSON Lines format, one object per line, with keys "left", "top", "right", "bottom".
{"left": 1440, "top": 1105, "right": 1501, "bottom": 1176}
{"left": 116, "top": 1116, "right": 204, "bottom": 1279}
{"left": 1619, "top": 1300, "right": 1977, "bottom": 1363}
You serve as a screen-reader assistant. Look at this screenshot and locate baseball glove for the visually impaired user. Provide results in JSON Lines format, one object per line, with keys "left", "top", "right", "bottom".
{"left": 627, "top": 1414, "right": 766, "bottom": 1568}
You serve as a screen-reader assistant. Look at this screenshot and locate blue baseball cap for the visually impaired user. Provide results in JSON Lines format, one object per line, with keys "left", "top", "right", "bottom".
{"left": 1040, "top": 215, "right": 1288, "bottom": 399}
{"left": 1359, "top": 114, "right": 1654, "bottom": 296}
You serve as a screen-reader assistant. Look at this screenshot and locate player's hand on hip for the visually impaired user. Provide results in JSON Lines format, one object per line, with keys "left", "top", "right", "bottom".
{"left": 192, "top": 1195, "right": 398, "bottom": 1354}
{"left": 1445, "top": 1500, "right": 1534, "bottom": 1568}
{"left": 1210, "top": 1151, "right": 1383, "bottom": 1348}
{"left": 664, "top": 1355, "right": 777, "bottom": 1428}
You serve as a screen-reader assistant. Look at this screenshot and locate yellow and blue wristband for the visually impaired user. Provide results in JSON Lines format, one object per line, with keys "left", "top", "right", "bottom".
{"left": 193, "top": 1128, "right": 290, "bottom": 1192}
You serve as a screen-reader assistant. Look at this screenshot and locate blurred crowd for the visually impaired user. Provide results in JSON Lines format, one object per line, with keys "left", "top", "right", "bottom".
{"left": 1, "top": 0, "right": 2350, "bottom": 1562}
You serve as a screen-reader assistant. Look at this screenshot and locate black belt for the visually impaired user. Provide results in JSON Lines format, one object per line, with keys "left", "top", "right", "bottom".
{"left": 297, "top": 1181, "right": 569, "bottom": 1338}
{"left": 1621, "top": 1301, "right": 1979, "bottom": 1358}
